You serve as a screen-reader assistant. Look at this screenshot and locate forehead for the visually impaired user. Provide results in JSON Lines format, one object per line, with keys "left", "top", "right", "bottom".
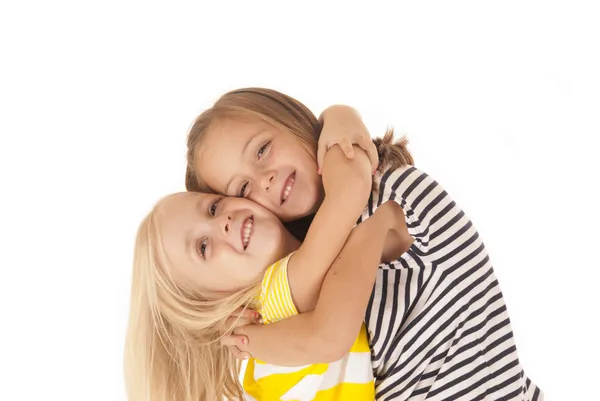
{"left": 156, "top": 192, "right": 209, "bottom": 282}
{"left": 158, "top": 193, "right": 206, "bottom": 251}
{"left": 200, "top": 117, "right": 271, "bottom": 156}
{"left": 209, "top": 115, "right": 267, "bottom": 135}
{"left": 158, "top": 192, "right": 207, "bottom": 222}
{"left": 195, "top": 117, "right": 270, "bottom": 189}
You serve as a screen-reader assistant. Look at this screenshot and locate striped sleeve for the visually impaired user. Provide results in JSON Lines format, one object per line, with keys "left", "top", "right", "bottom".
{"left": 258, "top": 253, "right": 299, "bottom": 325}
{"left": 370, "top": 165, "right": 458, "bottom": 254}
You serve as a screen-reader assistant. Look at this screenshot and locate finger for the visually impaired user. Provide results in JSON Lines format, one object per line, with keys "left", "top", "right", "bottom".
{"left": 339, "top": 140, "right": 355, "bottom": 159}
{"left": 225, "top": 316, "right": 252, "bottom": 330}
{"left": 220, "top": 335, "right": 251, "bottom": 360}
{"left": 223, "top": 343, "right": 251, "bottom": 361}
{"left": 221, "top": 334, "right": 249, "bottom": 349}
{"left": 235, "top": 350, "right": 252, "bottom": 361}
{"left": 230, "top": 307, "right": 251, "bottom": 318}
{"left": 317, "top": 142, "right": 327, "bottom": 174}
{"left": 231, "top": 307, "right": 261, "bottom": 322}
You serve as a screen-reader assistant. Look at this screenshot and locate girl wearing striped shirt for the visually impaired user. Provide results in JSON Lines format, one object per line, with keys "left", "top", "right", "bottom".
{"left": 185, "top": 88, "right": 543, "bottom": 400}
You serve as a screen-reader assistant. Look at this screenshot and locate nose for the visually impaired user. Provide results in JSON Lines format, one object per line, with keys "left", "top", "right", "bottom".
{"left": 261, "top": 170, "right": 276, "bottom": 192}
{"left": 217, "top": 212, "right": 233, "bottom": 236}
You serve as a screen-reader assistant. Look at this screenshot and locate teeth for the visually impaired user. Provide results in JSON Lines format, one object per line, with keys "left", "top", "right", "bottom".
{"left": 282, "top": 176, "right": 295, "bottom": 202}
{"left": 242, "top": 218, "right": 253, "bottom": 248}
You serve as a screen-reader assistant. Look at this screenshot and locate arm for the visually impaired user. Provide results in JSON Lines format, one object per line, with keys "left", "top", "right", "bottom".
{"left": 317, "top": 105, "right": 379, "bottom": 173}
{"left": 286, "top": 144, "right": 371, "bottom": 312}
{"left": 237, "top": 202, "right": 410, "bottom": 365}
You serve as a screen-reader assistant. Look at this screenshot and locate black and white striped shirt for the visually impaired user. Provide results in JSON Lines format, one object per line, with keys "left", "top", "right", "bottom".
{"left": 360, "top": 166, "right": 543, "bottom": 400}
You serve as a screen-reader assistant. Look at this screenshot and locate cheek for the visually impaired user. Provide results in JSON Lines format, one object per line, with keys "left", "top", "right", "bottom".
{"left": 212, "top": 245, "right": 239, "bottom": 274}
{"left": 277, "top": 136, "right": 316, "bottom": 166}
{"left": 248, "top": 192, "right": 278, "bottom": 218}
{"left": 296, "top": 145, "right": 318, "bottom": 178}
{"left": 300, "top": 153, "right": 322, "bottom": 193}
{"left": 253, "top": 222, "right": 283, "bottom": 261}
{"left": 304, "top": 161, "right": 320, "bottom": 186}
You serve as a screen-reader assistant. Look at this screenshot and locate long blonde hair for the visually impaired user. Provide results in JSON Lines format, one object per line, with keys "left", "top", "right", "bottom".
{"left": 124, "top": 196, "right": 261, "bottom": 401}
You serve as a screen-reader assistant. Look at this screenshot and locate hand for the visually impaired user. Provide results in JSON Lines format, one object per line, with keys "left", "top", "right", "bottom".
{"left": 317, "top": 105, "right": 379, "bottom": 174}
{"left": 219, "top": 307, "right": 260, "bottom": 361}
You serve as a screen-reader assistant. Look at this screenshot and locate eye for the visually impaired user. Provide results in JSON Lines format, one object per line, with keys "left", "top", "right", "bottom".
{"left": 208, "top": 198, "right": 220, "bottom": 216}
{"left": 238, "top": 182, "right": 249, "bottom": 198}
{"left": 197, "top": 238, "right": 208, "bottom": 259}
{"left": 257, "top": 141, "right": 270, "bottom": 159}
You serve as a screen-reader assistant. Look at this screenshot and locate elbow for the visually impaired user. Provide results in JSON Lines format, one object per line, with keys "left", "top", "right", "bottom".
{"left": 310, "top": 327, "right": 357, "bottom": 363}
{"left": 320, "top": 105, "right": 361, "bottom": 122}
{"left": 321, "top": 343, "right": 351, "bottom": 363}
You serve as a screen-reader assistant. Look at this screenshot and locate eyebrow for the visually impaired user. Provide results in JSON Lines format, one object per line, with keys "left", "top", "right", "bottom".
{"left": 225, "top": 129, "right": 266, "bottom": 193}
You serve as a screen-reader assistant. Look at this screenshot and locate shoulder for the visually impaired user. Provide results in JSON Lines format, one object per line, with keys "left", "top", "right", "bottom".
{"left": 374, "top": 165, "right": 437, "bottom": 202}
{"left": 259, "top": 253, "right": 298, "bottom": 323}
{"left": 366, "top": 165, "right": 450, "bottom": 225}
{"left": 261, "top": 254, "right": 293, "bottom": 294}
{"left": 378, "top": 164, "right": 426, "bottom": 191}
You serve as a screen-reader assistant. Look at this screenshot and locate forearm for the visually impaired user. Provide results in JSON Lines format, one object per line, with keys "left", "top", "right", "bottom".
{"left": 289, "top": 196, "right": 358, "bottom": 311}
{"left": 288, "top": 145, "right": 371, "bottom": 311}
{"left": 236, "top": 310, "right": 325, "bottom": 366}
{"left": 239, "top": 215, "right": 389, "bottom": 365}
{"left": 309, "top": 216, "right": 388, "bottom": 350}
{"left": 300, "top": 145, "right": 371, "bottom": 259}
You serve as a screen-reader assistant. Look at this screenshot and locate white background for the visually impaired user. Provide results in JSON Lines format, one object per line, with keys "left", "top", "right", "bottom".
{"left": 1, "top": 1, "right": 598, "bottom": 400}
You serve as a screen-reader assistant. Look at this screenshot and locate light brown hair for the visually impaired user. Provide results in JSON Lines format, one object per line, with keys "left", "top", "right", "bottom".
{"left": 185, "top": 87, "right": 414, "bottom": 238}
{"left": 186, "top": 88, "right": 321, "bottom": 193}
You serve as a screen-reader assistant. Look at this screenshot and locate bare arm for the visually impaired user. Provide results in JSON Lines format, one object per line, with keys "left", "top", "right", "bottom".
{"left": 237, "top": 202, "right": 411, "bottom": 365}
{"left": 317, "top": 105, "right": 379, "bottom": 172}
{"left": 286, "top": 144, "right": 371, "bottom": 312}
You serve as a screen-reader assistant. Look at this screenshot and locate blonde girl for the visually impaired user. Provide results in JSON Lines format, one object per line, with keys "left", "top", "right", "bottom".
{"left": 125, "top": 171, "right": 408, "bottom": 400}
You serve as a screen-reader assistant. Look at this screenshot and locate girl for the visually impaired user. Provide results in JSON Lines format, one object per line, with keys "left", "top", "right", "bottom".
{"left": 124, "top": 148, "right": 410, "bottom": 400}
{"left": 185, "top": 88, "right": 543, "bottom": 400}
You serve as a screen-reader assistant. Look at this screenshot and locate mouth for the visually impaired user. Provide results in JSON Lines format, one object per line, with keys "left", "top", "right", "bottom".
{"left": 281, "top": 172, "right": 296, "bottom": 205}
{"left": 241, "top": 215, "right": 254, "bottom": 250}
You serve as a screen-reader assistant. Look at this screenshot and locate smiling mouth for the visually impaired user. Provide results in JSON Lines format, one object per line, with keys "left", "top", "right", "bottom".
{"left": 241, "top": 216, "right": 254, "bottom": 250}
{"left": 281, "top": 172, "right": 295, "bottom": 205}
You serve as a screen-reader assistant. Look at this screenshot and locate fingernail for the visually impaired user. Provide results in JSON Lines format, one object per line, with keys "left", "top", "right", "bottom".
{"left": 242, "top": 338, "right": 247, "bottom": 344}
{"left": 373, "top": 169, "right": 377, "bottom": 175}
{"left": 253, "top": 312, "right": 260, "bottom": 319}
{"left": 244, "top": 355, "right": 249, "bottom": 360}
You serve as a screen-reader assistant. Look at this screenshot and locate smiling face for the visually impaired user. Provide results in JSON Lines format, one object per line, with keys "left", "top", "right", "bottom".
{"left": 156, "top": 192, "right": 300, "bottom": 294}
{"left": 195, "top": 116, "right": 324, "bottom": 222}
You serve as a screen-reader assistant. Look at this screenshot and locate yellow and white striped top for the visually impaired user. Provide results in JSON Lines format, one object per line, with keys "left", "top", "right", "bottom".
{"left": 243, "top": 254, "right": 375, "bottom": 401}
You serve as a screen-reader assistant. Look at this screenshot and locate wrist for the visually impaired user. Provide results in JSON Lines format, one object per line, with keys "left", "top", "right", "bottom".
{"left": 319, "top": 105, "right": 362, "bottom": 124}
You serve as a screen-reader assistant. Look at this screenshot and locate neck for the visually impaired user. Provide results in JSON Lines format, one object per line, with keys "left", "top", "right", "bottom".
{"left": 286, "top": 235, "right": 301, "bottom": 254}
